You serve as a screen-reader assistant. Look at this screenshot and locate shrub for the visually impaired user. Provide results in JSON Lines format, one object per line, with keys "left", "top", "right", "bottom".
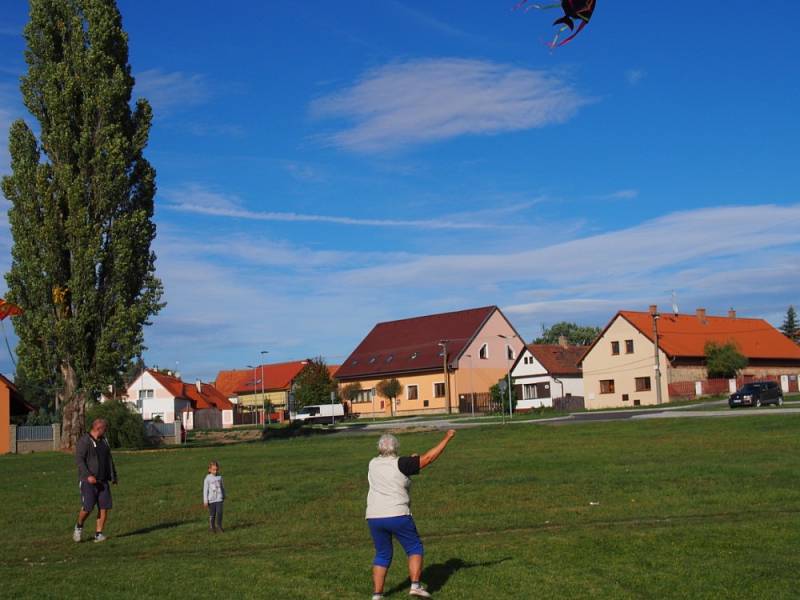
{"left": 86, "top": 400, "right": 147, "bottom": 448}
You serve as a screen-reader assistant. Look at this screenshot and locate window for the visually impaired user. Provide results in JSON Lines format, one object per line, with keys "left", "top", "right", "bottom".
{"left": 423, "top": 400, "right": 429, "bottom": 407}
{"left": 434, "top": 383, "right": 446, "bottom": 398}
{"left": 622, "top": 394, "right": 629, "bottom": 402}
{"left": 635, "top": 377, "right": 652, "bottom": 392}
{"left": 506, "top": 345, "right": 515, "bottom": 360}
{"left": 523, "top": 383, "right": 550, "bottom": 399}
{"left": 611, "top": 341, "right": 620, "bottom": 355}
{"left": 600, "top": 379, "right": 615, "bottom": 394}
{"left": 369, "top": 357, "right": 376, "bottom": 364}
{"left": 410, "top": 352, "right": 418, "bottom": 360}
{"left": 138, "top": 389, "right": 154, "bottom": 400}
{"left": 479, "top": 343, "right": 488, "bottom": 360}
{"left": 625, "top": 340, "right": 634, "bottom": 354}
{"left": 407, "top": 385, "right": 418, "bottom": 400}
{"left": 354, "top": 389, "right": 376, "bottom": 403}
{"left": 386, "top": 355, "right": 393, "bottom": 363}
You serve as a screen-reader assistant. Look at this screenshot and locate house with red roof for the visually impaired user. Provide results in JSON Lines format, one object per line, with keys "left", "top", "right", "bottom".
{"left": 1, "top": 374, "right": 35, "bottom": 454}
{"left": 336, "top": 306, "right": 524, "bottom": 417}
{"left": 122, "top": 369, "right": 234, "bottom": 430}
{"left": 509, "top": 339, "right": 586, "bottom": 409}
{"left": 579, "top": 306, "right": 800, "bottom": 409}
{"left": 214, "top": 360, "right": 339, "bottom": 423}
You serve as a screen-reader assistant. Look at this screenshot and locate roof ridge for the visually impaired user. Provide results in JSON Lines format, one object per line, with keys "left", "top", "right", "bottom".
{"left": 373, "top": 305, "right": 496, "bottom": 326}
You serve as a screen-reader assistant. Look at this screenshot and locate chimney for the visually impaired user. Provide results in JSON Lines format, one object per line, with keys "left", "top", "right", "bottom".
{"left": 728, "top": 308, "right": 736, "bottom": 319}
{"left": 558, "top": 335, "right": 569, "bottom": 348}
{"left": 696, "top": 308, "right": 707, "bottom": 323}
{"left": 195, "top": 379, "right": 202, "bottom": 394}
{"left": 649, "top": 304, "right": 658, "bottom": 315}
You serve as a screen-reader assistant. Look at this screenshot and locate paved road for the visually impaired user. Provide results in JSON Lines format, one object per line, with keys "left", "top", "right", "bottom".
{"left": 342, "top": 404, "right": 800, "bottom": 432}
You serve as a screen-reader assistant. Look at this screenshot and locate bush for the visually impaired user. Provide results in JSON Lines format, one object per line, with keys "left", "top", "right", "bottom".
{"left": 86, "top": 400, "right": 147, "bottom": 449}
{"left": 24, "top": 407, "right": 60, "bottom": 425}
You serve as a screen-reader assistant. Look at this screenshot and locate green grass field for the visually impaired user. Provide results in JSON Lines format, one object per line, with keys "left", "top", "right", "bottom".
{"left": 3, "top": 416, "right": 800, "bottom": 599}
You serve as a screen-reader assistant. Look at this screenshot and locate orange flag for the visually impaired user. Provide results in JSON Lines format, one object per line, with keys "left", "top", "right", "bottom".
{"left": 0, "top": 299, "right": 23, "bottom": 320}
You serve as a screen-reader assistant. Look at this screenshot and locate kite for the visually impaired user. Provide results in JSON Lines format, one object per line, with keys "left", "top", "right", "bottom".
{"left": 0, "top": 299, "right": 22, "bottom": 320}
{"left": 518, "top": 0, "right": 597, "bottom": 48}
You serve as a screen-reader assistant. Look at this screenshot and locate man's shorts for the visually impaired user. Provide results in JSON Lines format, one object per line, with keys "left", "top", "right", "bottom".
{"left": 80, "top": 480, "right": 113, "bottom": 511}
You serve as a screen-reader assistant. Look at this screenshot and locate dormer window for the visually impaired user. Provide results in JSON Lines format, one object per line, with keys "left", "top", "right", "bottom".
{"left": 386, "top": 355, "right": 393, "bottom": 363}
{"left": 369, "top": 357, "right": 376, "bottom": 364}
{"left": 410, "top": 352, "right": 418, "bottom": 360}
{"left": 479, "top": 343, "right": 488, "bottom": 360}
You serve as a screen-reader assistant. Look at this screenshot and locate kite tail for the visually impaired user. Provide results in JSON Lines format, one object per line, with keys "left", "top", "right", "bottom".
{"left": 551, "top": 19, "right": 588, "bottom": 47}
{"left": 1, "top": 320, "right": 16, "bottom": 370}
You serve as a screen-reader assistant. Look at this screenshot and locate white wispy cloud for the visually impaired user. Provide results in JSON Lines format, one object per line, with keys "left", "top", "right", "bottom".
{"left": 590, "top": 189, "right": 639, "bottom": 201}
{"left": 160, "top": 183, "right": 510, "bottom": 230}
{"left": 310, "top": 58, "right": 592, "bottom": 152}
{"left": 134, "top": 69, "right": 210, "bottom": 115}
{"left": 626, "top": 68, "right": 647, "bottom": 86}
{"left": 143, "top": 202, "right": 800, "bottom": 379}
{"left": 385, "top": 1, "right": 480, "bottom": 40}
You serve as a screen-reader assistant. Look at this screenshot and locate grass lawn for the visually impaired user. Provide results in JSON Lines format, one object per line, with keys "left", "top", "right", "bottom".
{"left": 3, "top": 416, "right": 800, "bottom": 599}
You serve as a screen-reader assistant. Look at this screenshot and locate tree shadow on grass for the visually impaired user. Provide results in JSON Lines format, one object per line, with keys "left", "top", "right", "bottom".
{"left": 117, "top": 520, "right": 191, "bottom": 538}
{"left": 385, "top": 557, "right": 512, "bottom": 596}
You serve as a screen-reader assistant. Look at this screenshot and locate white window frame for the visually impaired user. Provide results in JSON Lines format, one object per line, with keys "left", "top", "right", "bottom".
{"left": 407, "top": 385, "right": 419, "bottom": 400}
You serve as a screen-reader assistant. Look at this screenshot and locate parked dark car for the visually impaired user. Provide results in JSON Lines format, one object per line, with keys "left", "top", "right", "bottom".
{"left": 728, "top": 381, "right": 783, "bottom": 408}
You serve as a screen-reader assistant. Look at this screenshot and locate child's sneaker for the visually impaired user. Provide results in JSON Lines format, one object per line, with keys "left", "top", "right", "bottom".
{"left": 72, "top": 526, "right": 82, "bottom": 543}
{"left": 371, "top": 594, "right": 384, "bottom": 600}
{"left": 409, "top": 585, "right": 432, "bottom": 598}
{"left": 94, "top": 532, "right": 107, "bottom": 543}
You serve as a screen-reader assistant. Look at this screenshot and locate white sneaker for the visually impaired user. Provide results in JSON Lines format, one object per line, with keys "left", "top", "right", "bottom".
{"left": 72, "top": 526, "right": 82, "bottom": 543}
{"left": 94, "top": 532, "right": 107, "bottom": 543}
{"left": 409, "top": 586, "right": 432, "bottom": 598}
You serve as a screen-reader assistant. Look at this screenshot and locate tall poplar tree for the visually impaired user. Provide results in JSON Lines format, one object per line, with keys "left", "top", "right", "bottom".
{"left": 1, "top": 0, "right": 163, "bottom": 449}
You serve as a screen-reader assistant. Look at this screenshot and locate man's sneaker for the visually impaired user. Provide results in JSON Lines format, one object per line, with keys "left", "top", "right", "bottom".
{"left": 72, "top": 526, "right": 82, "bottom": 543}
{"left": 94, "top": 532, "right": 107, "bottom": 543}
{"left": 409, "top": 586, "right": 432, "bottom": 598}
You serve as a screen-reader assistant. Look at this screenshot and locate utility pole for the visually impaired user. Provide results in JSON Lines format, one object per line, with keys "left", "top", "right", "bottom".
{"left": 438, "top": 340, "right": 451, "bottom": 414}
{"left": 260, "top": 350, "right": 269, "bottom": 424}
{"left": 651, "top": 305, "right": 663, "bottom": 405}
{"left": 498, "top": 334, "right": 517, "bottom": 418}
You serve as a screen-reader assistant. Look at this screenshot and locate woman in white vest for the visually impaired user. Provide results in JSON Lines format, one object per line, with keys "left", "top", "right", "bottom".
{"left": 366, "top": 429, "right": 456, "bottom": 599}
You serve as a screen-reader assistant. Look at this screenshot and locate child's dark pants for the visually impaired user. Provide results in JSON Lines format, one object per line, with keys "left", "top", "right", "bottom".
{"left": 208, "top": 501, "right": 224, "bottom": 530}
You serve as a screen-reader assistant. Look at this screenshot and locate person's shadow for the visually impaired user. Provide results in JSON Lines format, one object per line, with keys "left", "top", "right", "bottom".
{"left": 385, "top": 557, "right": 511, "bottom": 596}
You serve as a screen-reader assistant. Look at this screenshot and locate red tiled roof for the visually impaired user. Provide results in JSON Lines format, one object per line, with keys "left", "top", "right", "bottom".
{"left": 336, "top": 306, "right": 507, "bottom": 380}
{"left": 619, "top": 311, "right": 800, "bottom": 360}
{"left": 526, "top": 344, "right": 586, "bottom": 376}
{"left": 214, "top": 361, "right": 310, "bottom": 395}
{"left": 148, "top": 370, "right": 233, "bottom": 410}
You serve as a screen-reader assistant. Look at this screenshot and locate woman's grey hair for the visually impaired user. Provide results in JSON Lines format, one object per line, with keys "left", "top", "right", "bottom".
{"left": 377, "top": 433, "right": 399, "bottom": 456}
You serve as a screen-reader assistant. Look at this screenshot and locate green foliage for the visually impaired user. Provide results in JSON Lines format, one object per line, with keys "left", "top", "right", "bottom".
{"left": 490, "top": 377, "right": 517, "bottom": 413}
{"left": 534, "top": 321, "right": 601, "bottom": 345}
{"left": 24, "top": 407, "right": 60, "bottom": 425}
{"left": 780, "top": 306, "right": 799, "bottom": 344}
{"left": 85, "top": 399, "right": 147, "bottom": 449}
{"left": 704, "top": 341, "right": 748, "bottom": 378}
{"left": 292, "top": 357, "right": 336, "bottom": 410}
{"left": 376, "top": 378, "right": 402, "bottom": 400}
{"left": 1, "top": 0, "right": 164, "bottom": 446}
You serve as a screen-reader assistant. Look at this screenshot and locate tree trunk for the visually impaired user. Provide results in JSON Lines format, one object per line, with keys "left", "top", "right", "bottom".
{"left": 59, "top": 361, "right": 85, "bottom": 450}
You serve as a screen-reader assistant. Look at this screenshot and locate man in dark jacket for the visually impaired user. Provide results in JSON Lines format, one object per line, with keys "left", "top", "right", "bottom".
{"left": 73, "top": 418, "right": 118, "bottom": 543}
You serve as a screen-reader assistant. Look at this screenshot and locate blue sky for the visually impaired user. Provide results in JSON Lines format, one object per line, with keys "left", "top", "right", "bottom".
{"left": 1, "top": 1, "right": 799, "bottom": 382}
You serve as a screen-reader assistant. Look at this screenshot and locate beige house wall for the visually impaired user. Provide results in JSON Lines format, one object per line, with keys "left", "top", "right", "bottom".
{"left": 581, "top": 316, "right": 669, "bottom": 410}
{"left": 237, "top": 390, "right": 289, "bottom": 409}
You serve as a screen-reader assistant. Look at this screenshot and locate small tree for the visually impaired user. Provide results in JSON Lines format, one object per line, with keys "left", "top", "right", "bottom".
{"left": 86, "top": 399, "right": 146, "bottom": 449}
{"left": 376, "top": 378, "right": 403, "bottom": 416}
{"left": 340, "top": 382, "right": 362, "bottom": 408}
{"left": 490, "top": 378, "right": 517, "bottom": 414}
{"left": 293, "top": 357, "right": 336, "bottom": 410}
{"left": 705, "top": 342, "right": 748, "bottom": 379}
{"left": 534, "top": 322, "right": 601, "bottom": 346}
{"left": 780, "top": 306, "right": 799, "bottom": 344}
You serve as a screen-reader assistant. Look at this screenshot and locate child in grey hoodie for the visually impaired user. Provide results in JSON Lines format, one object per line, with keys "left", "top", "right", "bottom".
{"left": 203, "top": 461, "right": 226, "bottom": 532}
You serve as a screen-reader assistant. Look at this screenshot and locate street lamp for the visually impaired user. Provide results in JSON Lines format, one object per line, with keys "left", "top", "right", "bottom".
{"left": 438, "top": 340, "right": 451, "bottom": 414}
{"left": 247, "top": 364, "right": 258, "bottom": 425}
{"left": 498, "top": 334, "right": 518, "bottom": 419}
{"left": 260, "top": 350, "right": 269, "bottom": 424}
{"left": 465, "top": 353, "right": 476, "bottom": 417}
